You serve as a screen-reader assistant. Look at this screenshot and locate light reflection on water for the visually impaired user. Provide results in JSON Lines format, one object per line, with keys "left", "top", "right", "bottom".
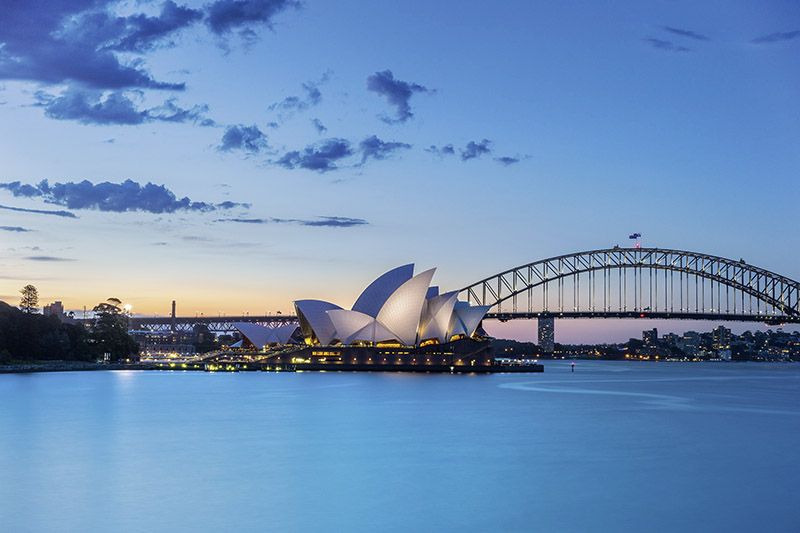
{"left": 1, "top": 361, "right": 798, "bottom": 532}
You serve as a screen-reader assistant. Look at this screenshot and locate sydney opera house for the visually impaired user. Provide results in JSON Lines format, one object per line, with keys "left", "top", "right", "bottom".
{"left": 294, "top": 264, "right": 491, "bottom": 348}
{"left": 228, "top": 264, "right": 541, "bottom": 372}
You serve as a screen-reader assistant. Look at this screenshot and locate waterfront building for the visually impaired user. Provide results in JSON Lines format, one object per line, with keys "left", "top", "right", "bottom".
{"left": 643, "top": 328, "right": 658, "bottom": 346}
{"left": 538, "top": 316, "right": 555, "bottom": 354}
{"left": 295, "top": 264, "right": 491, "bottom": 348}
{"left": 712, "top": 325, "right": 732, "bottom": 350}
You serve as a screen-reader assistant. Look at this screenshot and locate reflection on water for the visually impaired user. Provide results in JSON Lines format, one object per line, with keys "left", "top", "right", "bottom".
{"left": 1, "top": 362, "right": 798, "bottom": 532}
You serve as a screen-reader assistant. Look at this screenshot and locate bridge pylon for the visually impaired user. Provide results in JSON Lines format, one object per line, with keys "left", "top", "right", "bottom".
{"left": 538, "top": 315, "right": 555, "bottom": 354}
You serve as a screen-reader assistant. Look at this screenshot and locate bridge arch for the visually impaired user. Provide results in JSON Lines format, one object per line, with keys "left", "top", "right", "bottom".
{"left": 459, "top": 248, "right": 800, "bottom": 323}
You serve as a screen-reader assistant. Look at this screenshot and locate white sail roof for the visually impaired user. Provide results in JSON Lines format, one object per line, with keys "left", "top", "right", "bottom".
{"left": 327, "top": 309, "right": 380, "bottom": 345}
{"left": 272, "top": 323, "right": 299, "bottom": 344}
{"left": 347, "top": 318, "right": 399, "bottom": 345}
{"left": 351, "top": 264, "right": 414, "bottom": 317}
{"left": 419, "top": 290, "right": 458, "bottom": 343}
{"left": 295, "top": 299, "right": 342, "bottom": 345}
{"left": 447, "top": 302, "right": 491, "bottom": 340}
{"left": 293, "top": 265, "right": 488, "bottom": 347}
{"left": 376, "top": 268, "right": 436, "bottom": 346}
{"left": 233, "top": 323, "right": 275, "bottom": 349}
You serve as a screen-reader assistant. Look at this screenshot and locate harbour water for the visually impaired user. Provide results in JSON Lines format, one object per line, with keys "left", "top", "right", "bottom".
{"left": 1, "top": 361, "right": 798, "bottom": 532}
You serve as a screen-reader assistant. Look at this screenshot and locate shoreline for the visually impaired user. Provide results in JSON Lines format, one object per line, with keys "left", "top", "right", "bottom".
{"left": 0, "top": 361, "right": 156, "bottom": 374}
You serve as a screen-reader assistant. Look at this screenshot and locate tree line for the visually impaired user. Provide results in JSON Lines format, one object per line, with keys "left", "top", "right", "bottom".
{"left": 0, "top": 285, "right": 138, "bottom": 364}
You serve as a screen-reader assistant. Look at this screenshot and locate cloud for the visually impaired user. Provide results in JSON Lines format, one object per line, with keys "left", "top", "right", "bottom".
{"left": 217, "top": 216, "right": 368, "bottom": 227}
{"left": 216, "top": 200, "right": 251, "bottom": 209}
{"left": 275, "top": 138, "right": 354, "bottom": 172}
{"left": 494, "top": 156, "right": 520, "bottom": 166}
{"left": 311, "top": 118, "right": 327, "bottom": 134}
{"left": 751, "top": 30, "right": 800, "bottom": 44}
{"left": 274, "top": 135, "right": 412, "bottom": 172}
{"left": 0, "top": 1, "right": 188, "bottom": 90}
{"left": 643, "top": 38, "right": 691, "bottom": 52}
{"left": 428, "top": 140, "right": 517, "bottom": 165}
{"left": 218, "top": 124, "right": 269, "bottom": 153}
{"left": 0, "top": 226, "right": 32, "bottom": 232}
{"left": 108, "top": 1, "right": 204, "bottom": 53}
{"left": 35, "top": 88, "right": 213, "bottom": 126}
{"left": 0, "top": 204, "right": 77, "bottom": 218}
{"left": 25, "top": 256, "right": 75, "bottom": 262}
{"left": 205, "top": 0, "right": 300, "bottom": 36}
{"left": 0, "top": 180, "right": 248, "bottom": 214}
{"left": 358, "top": 135, "right": 411, "bottom": 164}
{"left": 366, "top": 70, "right": 431, "bottom": 123}
{"left": 269, "top": 73, "right": 329, "bottom": 117}
{"left": 662, "top": 26, "right": 709, "bottom": 41}
{"left": 461, "top": 139, "right": 492, "bottom": 161}
{"left": 0, "top": 0, "right": 300, "bottom": 126}
{"left": 426, "top": 144, "right": 455, "bottom": 156}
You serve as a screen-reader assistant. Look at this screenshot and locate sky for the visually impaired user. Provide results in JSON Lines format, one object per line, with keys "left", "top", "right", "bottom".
{"left": 1, "top": 0, "right": 798, "bottom": 343}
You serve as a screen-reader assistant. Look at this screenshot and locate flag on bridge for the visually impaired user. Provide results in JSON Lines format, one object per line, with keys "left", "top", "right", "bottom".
{"left": 629, "top": 232, "right": 642, "bottom": 240}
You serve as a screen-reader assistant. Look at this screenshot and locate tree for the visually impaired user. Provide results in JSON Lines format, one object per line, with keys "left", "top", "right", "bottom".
{"left": 90, "top": 298, "right": 139, "bottom": 362}
{"left": 19, "top": 284, "right": 39, "bottom": 314}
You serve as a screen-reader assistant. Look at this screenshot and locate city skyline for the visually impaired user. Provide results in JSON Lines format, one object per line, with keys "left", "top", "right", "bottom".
{"left": 2, "top": 1, "right": 799, "bottom": 343}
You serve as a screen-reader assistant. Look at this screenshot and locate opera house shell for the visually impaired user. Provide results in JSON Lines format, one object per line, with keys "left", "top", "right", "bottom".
{"left": 295, "top": 264, "right": 491, "bottom": 348}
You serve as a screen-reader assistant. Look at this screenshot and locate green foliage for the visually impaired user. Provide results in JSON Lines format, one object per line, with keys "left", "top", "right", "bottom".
{"left": 0, "top": 296, "right": 139, "bottom": 362}
{"left": 89, "top": 299, "right": 139, "bottom": 362}
{"left": 0, "top": 301, "right": 92, "bottom": 361}
{"left": 19, "top": 284, "right": 39, "bottom": 314}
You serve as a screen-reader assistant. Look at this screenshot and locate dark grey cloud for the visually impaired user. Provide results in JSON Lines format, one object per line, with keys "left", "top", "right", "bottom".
{"left": 108, "top": 1, "right": 204, "bottom": 53}
{"left": 217, "top": 216, "right": 368, "bottom": 227}
{"left": 662, "top": 26, "right": 709, "bottom": 41}
{"left": 269, "top": 73, "right": 328, "bottom": 116}
{"left": 461, "top": 139, "right": 492, "bottom": 161}
{"left": 205, "top": 0, "right": 300, "bottom": 36}
{"left": 751, "top": 30, "right": 800, "bottom": 44}
{"left": 428, "top": 140, "right": 518, "bottom": 165}
{"left": 35, "top": 88, "right": 213, "bottom": 126}
{"left": 275, "top": 138, "right": 354, "bottom": 172}
{"left": 25, "top": 256, "right": 75, "bottom": 262}
{"left": 367, "top": 70, "right": 431, "bottom": 123}
{"left": 0, "top": 204, "right": 77, "bottom": 219}
{"left": 358, "top": 135, "right": 411, "bottom": 164}
{"left": 216, "top": 200, "right": 251, "bottom": 209}
{"left": 311, "top": 118, "right": 327, "bottom": 134}
{"left": 0, "top": 0, "right": 188, "bottom": 90}
{"left": 494, "top": 156, "right": 520, "bottom": 166}
{"left": 0, "top": 0, "right": 299, "bottom": 121}
{"left": 0, "top": 180, "right": 248, "bottom": 214}
{"left": 426, "top": 144, "right": 455, "bottom": 156}
{"left": 0, "top": 226, "right": 32, "bottom": 232}
{"left": 274, "top": 135, "right": 411, "bottom": 172}
{"left": 218, "top": 124, "right": 269, "bottom": 153}
{"left": 644, "top": 38, "right": 691, "bottom": 52}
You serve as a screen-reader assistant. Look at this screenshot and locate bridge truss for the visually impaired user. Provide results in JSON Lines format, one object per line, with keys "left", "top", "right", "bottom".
{"left": 127, "top": 315, "right": 299, "bottom": 334}
{"left": 460, "top": 248, "right": 800, "bottom": 324}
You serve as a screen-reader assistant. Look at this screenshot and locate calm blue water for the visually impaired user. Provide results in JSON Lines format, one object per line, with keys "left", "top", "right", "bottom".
{"left": 1, "top": 362, "right": 798, "bottom": 532}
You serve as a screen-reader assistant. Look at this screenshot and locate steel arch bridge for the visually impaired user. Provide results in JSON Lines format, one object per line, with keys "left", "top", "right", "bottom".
{"left": 459, "top": 247, "right": 800, "bottom": 324}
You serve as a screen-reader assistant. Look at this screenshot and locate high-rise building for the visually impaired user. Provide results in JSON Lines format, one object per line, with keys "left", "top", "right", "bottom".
{"left": 538, "top": 316, "right": 555, "bottom": 354}
{"left": 42, "top": 301, "right": 65, "bottom": 317}
{"left": 712, "top": 325, "right": 731, "bottom": 349}
{"left": 643, "top": 328, "right": 658, "bottom": 346}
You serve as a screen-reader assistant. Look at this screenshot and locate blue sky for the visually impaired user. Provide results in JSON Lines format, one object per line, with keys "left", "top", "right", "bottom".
{"left": 1, "top": 0, "right": 798, "bottom": 342}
